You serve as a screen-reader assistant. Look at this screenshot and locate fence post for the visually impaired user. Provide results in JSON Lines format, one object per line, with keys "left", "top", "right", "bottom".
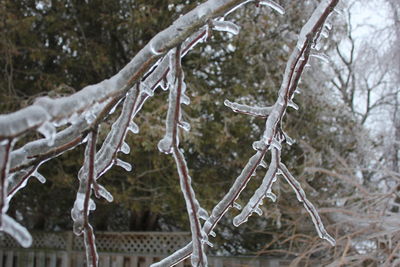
{"left": 65, "top": 232, "right": 73, "bottom": 267}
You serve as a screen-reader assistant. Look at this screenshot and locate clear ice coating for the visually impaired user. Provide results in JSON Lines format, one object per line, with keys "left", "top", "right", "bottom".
{"left": 279, "top": 163, "right": 336, "bottom": 246}
{"left": 32, "top": 170, "right": 46, "bottom": 184}
{"left": 233, "top": 148, "right": 280, "bottom": 227}
{"left": 310, "top": 53, "right": 330, "bottom": 63}
{"left": 115, "top": 159, "right": 132, "bottom": 172}
{"left": 1, "top": 214, "right": 32, "bottom": 248}
{"left": 259, "top": 0, "right": 285, "bottom": 15}
{"left": 224, "top": 99, "right": 272, "bottom": 117}
{"left": 212, "top": 20, "right": 240, "bottom": 35}
{"left": 95, "top": 183, "right": 114, "bottom": 202}
{"left": 119, "top": 142, "right": 131, "bottom": 154}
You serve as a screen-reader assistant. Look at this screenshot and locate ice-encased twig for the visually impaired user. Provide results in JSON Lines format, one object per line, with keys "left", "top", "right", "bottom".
{"left": 212, "top": 20, "right": 240, "bottom": 35}
{"left": 158, "top": 45, "right": 208, "bottom": 267}
{"left": 152, "top": 1, "right": 339, "bottom": 265}
{"left": 95, "top": 87, "right": 139, "bottom": 179}
{"left": 233, "top": 148, "right": 280, "bottom": 226}
{"left": 0, "top": 140, "right": 33, "bottom": 247}
{"left": 71, "top": 129, "right": 99, "bottom": 266}
{"left": 224, "top": 99, "right": 273, "bottom": 118}
{"left": 279, "top": 163, "right": 336, "bottom": 246}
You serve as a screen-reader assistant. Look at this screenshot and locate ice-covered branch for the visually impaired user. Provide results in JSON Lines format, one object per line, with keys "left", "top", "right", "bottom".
{"left": 0, "top": 140, "right": 32, "bottom": 248}
{"left": 71, "top": 129, "right": 99, "bottom": 266}
{"left": 224, "top": 100, "right": 273, "bottom": 118}
{"left": 158, "top": 45, "right": 208, "bottom": 267}
{"left": 279, "top": 163, "right": 336, "bottom": 246}
{"left": 233, "top": 148, "right": 280, "bottom": 226}
{"left": 153, "top": 1, "right": 339, "bottom": 265}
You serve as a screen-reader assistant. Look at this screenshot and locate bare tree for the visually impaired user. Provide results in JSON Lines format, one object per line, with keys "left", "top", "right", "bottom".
{"left": 0, "top": 0, "right": 341, "bottom": 266}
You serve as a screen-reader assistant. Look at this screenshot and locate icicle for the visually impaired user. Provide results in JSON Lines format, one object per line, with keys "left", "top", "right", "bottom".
{"left": 119, "top": 142, "right": 131, "bottom": 154}
{"left": 311, "top": 53, "right": 330, "bottom": 63}
{"left": 32, "top": 170, "right": 46, "bottom": 184}
{"left": 283, "top": 131, "right": 295, "bottom": 145}
{"left": 1, "top": 214, "right": 32, "bottom": 248}
{"left": 37, "top": 122, "right": 56, "bottom": 146}
{"left": 212, "top": 20, "right": 240, "bottom": 35}
{"left": 128, "top": 122, "right": 139, "bottom": 134}
{"left": 266, "top": 191, "right": 277, "bottom": 202}
{"left": 181, "top": 94, "right": 191, "bottom": 105}
{"left": 259, "top": 160, "right": 268, "bottom": 168}
{"left": 287, "top": 100, "right": 299, "bottom": 110}
{"left": 324, "top": 21, "right": 332, "bottom": 31}
{"left": 88, "top": 199, "right": 96, "bottom": 211}
{"left": 158, "top": 137, "right": 173, "bottom": 154}
{"left": 95, "top": 183, "right": 113, "bottom": 202}
{"left": 259, "top": 0, "right": 285, "bottom": 15}
{"left": 233, "top": 149, "right": 280, "bottom": 227}
{"left": 224, "top": 100, "right": 272, "bottom": 117}
{"left": 178, "top": 121, "right": 191, "bottom": 132}
{"left": 320, "top": 28, "right": 329, "bottom": 38}
{"left": 115, "top": 159, "right": 132, "bottom": 172}
{"left": 233, "top": 202, "right": 242, "bottom": 210}
{"left": 254, "top": 207, "right": 263, "bottom": 216}
{"left": 279, "top": 163, "right": 336, "bottom": 246}
{"left": 202, "top": 239, "right": 214, "bottom": 248}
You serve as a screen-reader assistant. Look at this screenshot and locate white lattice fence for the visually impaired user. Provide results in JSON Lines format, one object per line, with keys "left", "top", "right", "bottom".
{"left": 0, "top": 232, "right": 286, "bottom": 266}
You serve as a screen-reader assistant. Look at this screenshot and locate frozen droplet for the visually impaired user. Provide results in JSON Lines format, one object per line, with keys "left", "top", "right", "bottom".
{"left": 88, "top": 199, "right": 96, "bottom": 211}
{"left": 212, "top": 20, "right": 240, "bottom": 35}
{"left": 202, "top": 239, "right": 214, "bottom": 248}
{"left": 259, "top": 0, "right": 285, "bottom": 15}
{"left": 209, "top": 231, "right": 216, "bottom": 238}
{"left": 32, "top": 170, "right": 46, "bottom": 184}
{"left": 325, "top": 22, "right": 332, "bottom": 30}
{"left": 288, "top": 100, "right": 299, "bottom": 110}
{"left": 120, "top": 142, "right": 130, "bottom": 154}
{"left": 266, "top": 191, "right": 277, "bottom": 202}
{"left": 96, "top": 184, "right": 113, "bottom": 202}
{"left": 157, "top": 137, "right": 173, "bottom": 154}
{"left": 321, "top": 28, "right": 329, "bottom": 38}
{"left": 37, "top": 122, "right": 56, "bottom": 146}
{"left": 254, "top": 207, "right": 263, "bottom": 216}
{"left": 128, "top": 122, "right": 139, "bottom": 134}
{"left": 115, "top": 159, "right": 132, "bottom": 172}
{"left": 259, "top": 160, "right": 268, "bottom": 168}
{"left": 181, "top": 94, "right": 191, "bottom": 105}
{"left": 283, "top": 132, "right": 295, "bottom": 145}
{"left": 233, "top": 202, "right": 242, "bottom": 210}
{"left": 178, "top": 121, "right": 191, "bottom": 132}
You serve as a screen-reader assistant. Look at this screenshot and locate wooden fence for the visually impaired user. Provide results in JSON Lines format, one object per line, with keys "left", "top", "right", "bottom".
{"left": 0, "top": 232, "right": 285, "bottom": 267}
